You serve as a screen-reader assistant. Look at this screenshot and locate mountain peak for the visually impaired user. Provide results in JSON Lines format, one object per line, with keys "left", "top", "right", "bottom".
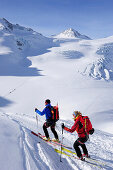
{"left": 0, "top": 18, "right": 34, "bottom": 33}
{"left": 54, "top": 28, "right": 91, "bottom": 40}
{"left": 0, "top": 18, "right": 13, "bottom": 31}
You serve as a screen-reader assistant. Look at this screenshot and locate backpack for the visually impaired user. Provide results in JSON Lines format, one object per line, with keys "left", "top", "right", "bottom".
{"left": 81, "top": 116, "right": 94, "bottom": 135}
{"left": 48, "top": 104, "right": 59, "bottom": 122}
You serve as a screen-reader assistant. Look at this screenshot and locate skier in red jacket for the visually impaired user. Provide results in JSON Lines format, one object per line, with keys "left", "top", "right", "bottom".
{"left": 62, "top": 111, "right": 90, "bottom": 160}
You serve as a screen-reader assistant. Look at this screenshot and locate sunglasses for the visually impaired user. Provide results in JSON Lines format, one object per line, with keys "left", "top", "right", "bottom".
{"left": 73, "top": 112, "right": 77, "bottom": 117}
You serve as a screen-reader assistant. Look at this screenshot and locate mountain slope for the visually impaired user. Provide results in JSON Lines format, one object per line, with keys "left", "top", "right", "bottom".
{"left": 0, "top": 112, "right": 113, "bottom": 170}
{"left": 53, "top": 28, "right": 91, "bottom": 39}
{"left": 53, "top": 35, "right": 113, "bottom": 81}
{"left": 1, "top": 18, "right": 113, "bottom": 80}
{"left": 0, "top": 18, "right": 113, "bottom": 170}
{"left": 0, "top": 18, "right": 54, "bottom": 76}
{"left": 78, "top": 37, "right": 113, "bottom": 81}
{"left": 0, "top": 18, "right": 113, "bottom": 133}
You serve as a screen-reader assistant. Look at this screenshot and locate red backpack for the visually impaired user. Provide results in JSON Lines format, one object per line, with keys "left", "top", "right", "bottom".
{"left": 50, "top": 104, "right": 59, "bottom": 122}
{"left": 81, "top": 116, "right": 94, "bottom": 135}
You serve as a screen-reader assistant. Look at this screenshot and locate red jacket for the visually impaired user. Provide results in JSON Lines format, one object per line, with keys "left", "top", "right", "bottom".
{"left": 64, "top": 115, "right": 86, "bottom": 138}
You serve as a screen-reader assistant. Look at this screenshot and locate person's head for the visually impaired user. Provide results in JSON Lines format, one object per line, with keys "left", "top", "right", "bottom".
{"left": 73, "top": 111, "right": 82, "bottom": 120}
{"left": 45, "top": 99, "right": 51, "bottom": 105}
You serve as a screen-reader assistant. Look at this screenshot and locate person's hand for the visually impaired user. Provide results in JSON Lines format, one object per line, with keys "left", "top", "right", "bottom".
{"left": 61, "top": 123, "right": 64, "bottom": 129}
{"left": 35, "top": 108, "right": 38, "bottom": 112}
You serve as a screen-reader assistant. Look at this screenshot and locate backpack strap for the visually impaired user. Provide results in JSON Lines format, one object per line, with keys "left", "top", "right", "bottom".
{"left": 84, "top": 118, "right": 87, "bottom": 132}
{"left": 82, "top": 116, "right": 88, "bottom": 133}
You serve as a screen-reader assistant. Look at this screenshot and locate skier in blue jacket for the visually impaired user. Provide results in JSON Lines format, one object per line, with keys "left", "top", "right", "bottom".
{"left": 35, "top": 99, "right": 59, "bottom": 142}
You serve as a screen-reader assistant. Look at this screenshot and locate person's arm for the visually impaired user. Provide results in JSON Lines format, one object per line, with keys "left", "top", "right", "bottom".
{"left": 64, "top": 121, "right": 78, "bottom": 133}
{"left": 35, "top": 108, "right": 46, "bottom": 116}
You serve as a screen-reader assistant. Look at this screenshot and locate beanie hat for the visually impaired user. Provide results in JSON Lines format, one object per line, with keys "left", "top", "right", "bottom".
{"left": 45, "top": 99, "right": 51, "bottom": 104}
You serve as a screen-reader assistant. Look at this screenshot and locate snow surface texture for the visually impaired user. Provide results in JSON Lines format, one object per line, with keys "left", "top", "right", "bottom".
{"left": 0, "top": 112, "right": 113, "bottom": 170}
{"left": 0, "top": 18, "right": 113, "bottom": 169}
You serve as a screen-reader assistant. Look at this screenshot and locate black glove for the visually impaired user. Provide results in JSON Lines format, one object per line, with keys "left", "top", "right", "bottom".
{"left": 35, "top": 108, "right": 38, "bottom": 112}
{"left": 89, "top": 128, "right": 94, "bottom": 135}
{"left": 61, "top": 123, "right": 64, "bottom": 129}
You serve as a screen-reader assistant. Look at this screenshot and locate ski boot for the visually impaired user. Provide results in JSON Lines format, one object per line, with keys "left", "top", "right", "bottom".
{"left": 79, "top": 155, "right": 85, "bottom": 161}
{"left": 52, "top": 138, "right": 60, "bottom": 143}
{"left": 82, "top": 153, "right": 90, "bottom": 158}
{"left": 43, "top": 137, "right": 50, "bottom": 141}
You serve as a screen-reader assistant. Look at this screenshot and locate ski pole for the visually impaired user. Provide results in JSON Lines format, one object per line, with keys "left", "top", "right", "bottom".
{"left": 60, "top": 123, "right": 64, "bottom": 162}
{"left": 36, "top": 112, "right": 40, "bottom": 143}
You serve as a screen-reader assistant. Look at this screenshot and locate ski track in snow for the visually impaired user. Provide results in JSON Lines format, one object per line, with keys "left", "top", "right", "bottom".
{"left": 1, "top": 112, "right": 113, "bottom": 170}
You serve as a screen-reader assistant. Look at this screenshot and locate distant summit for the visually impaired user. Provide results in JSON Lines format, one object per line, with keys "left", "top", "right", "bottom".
{"left": 53, "top": 28, "right": 91, "bottom": 39}
{"left": 0, "top": 18, "right": 53, "bottom": 76}
{"left": 0, "top": 18, "right": 34, "bottom": 33}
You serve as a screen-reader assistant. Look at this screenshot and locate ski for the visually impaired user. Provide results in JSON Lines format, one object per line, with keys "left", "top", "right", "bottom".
{"left": 31, "top": 131, "right": 53, "bottom": 144}
{"left": 51, "top": 139, "right": 72, "bottom": 149}
{"left": 62, "top": 147, "right": 76, "bottom": 154}
{"left": 31, "top": 131, "right": 72, "bottom": 149}
{"left": 54, "top": 148, "right": 102, "bottom": 168}
{"left": 61, "top": 146, "right": 105, "bottom": 166}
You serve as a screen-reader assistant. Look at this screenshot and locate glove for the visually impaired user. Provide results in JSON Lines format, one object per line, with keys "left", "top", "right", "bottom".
{"left": 89, "top": 128, "right": 94, "bottom": 135}
{"left": 35, "top": 108, "right": 38, "bottom": 112}
{"left": 61, "top": 123, "right": 64, "bottom": 129}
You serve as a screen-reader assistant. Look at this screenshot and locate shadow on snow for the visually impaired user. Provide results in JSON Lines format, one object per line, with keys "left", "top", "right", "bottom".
{"left": 0, "top": 96, "right": 13, "bottom": 107}
{"left": 0, "top": 38, "right": 58, "bottom": 77}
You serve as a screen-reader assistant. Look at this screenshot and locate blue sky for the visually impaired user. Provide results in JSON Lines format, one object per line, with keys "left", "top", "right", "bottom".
{"left": 0, "top": 0, "right": 113, "bottom": 39}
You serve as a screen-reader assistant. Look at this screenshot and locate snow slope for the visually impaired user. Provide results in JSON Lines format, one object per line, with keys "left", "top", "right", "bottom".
{"left": 53, "top": 28, "right": 91, "bottom": 39}
{"left": 0, "top": 18, "right": 113, "bottom": 169}
{"left": 0, "top": 18, "right": 54, "bottom": 76}
{"left": 0, "top": 112, "right": 113, "bottom": 170}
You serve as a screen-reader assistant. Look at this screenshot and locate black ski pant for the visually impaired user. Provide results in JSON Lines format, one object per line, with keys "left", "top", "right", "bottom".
{"left": 73, "top": 136, "right": 88, "bottom": 158}
{"left": 43, "top": 120, "right": 58, "bottom": 139}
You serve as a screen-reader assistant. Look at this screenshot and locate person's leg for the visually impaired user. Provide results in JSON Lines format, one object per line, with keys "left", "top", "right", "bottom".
{"left": 80, "top": 144, "right": 88, "bottom": 155}
{"left": 78, "top": 136, "right": 88, "bottom": 156}
{"left": 50, "top": 124, "right": 59, "bottom": 139}
{"left": 73, "top": 139, "right": 82, "bottom": 158}
{"left": 43, "top": 122, "right": 49, "bottom": 138}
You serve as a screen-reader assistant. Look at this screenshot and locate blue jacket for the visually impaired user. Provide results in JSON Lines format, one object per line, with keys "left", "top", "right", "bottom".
{"left": 36, "top": 104, "right": 52, "bottom": 120}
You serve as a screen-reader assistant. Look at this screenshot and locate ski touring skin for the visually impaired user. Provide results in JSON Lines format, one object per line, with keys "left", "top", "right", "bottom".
{"left": 31, "top": 131, "right": 105, "bottom": 168}
{"left": 61, "top": 147, "right": 105, "bottom": 166}
{"left": 54, "top": 148, "right": 103, "bottom": 168}
{"left": 31, "top": 131, "right": 72, "bottom": 149}
{"left": 31, "top": 131, "right": 54, "bottom": 145}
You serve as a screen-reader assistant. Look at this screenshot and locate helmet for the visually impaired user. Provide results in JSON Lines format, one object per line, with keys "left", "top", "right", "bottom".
{"left": 73, "top": 111, "right": 82, "bottom": 119}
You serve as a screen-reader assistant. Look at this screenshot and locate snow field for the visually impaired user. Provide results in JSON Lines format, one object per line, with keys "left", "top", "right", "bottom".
{"left": 0, "top": 112, "right": 113, "bottom": 170}
{"left": 1, "top": 18, "right": 113, "bottom": 169}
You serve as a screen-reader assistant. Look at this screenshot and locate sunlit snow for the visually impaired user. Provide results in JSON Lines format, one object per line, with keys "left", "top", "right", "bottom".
{"left": 0, "top": 18, "right": 113, "bottom": 170}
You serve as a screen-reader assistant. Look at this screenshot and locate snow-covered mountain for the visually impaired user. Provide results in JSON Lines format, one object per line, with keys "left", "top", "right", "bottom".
{"left": 70, "top": 37, "right": 113, "bottom": 81}
{"left": 53, "top": 29, "right": 113, "bottom": 81}
{"left": 53, "top": 28, "right": 91, "bottom": 39}
{"left": 0, "top": 18, "right": 54, "bottom": 76}
{"left": 1, "top": 18, "right": 113, "bottom": 80}
{"left": 0, "top": 18, "right": 34, "bottom": 32}
{"left": 0, "top": 18, "right": 113, "bottom": 170}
